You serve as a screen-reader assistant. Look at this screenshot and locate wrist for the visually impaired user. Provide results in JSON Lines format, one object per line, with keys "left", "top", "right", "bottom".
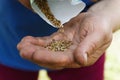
{"left": 88, "top": 0, "right": 120, "bottom": 32}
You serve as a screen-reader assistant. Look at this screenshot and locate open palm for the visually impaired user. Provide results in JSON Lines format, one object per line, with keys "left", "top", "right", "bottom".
{"left": 17, "top": 12, "right": 113, "bottom": 69}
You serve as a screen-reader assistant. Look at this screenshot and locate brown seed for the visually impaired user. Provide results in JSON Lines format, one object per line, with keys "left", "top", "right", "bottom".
{"left": 34, "top": 0, "right": 72, "bottom": 51}
{"left": 34, "top": 0, "right": 63, "bottom": 29}
{"left": 44, "top": 39, "right": 73, "bottom": 52}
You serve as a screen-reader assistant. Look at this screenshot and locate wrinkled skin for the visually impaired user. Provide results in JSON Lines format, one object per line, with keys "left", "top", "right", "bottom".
{"left": 17, "top": 12, "right": 113, "bottom": 69}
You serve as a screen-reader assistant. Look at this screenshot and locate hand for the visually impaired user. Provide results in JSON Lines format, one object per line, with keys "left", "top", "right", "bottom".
{"left": 18, "top": 0, "right": 120, "bottom": 69}
{"left": 17, "top": 12, "right": 113, "bottom": 69}
{"left": 71, "top": 12, "right": 113, "bottom": 66}
{"left": 17, "top": 29, "right": 80, "bottom": 70}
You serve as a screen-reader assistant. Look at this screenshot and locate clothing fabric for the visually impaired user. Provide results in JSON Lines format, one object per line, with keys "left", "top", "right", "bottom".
{"left": 0, "top": 0, "right": 98, "bottom": 71}
{"left": 0, "top": 0, "right": 57, "bottom": 71}
{"left": 48, "top": 54, "right": 105, "bottom": 80}
{"left": 0, "top": 0, "right": 105, "bottom": 80}
{"left": 0, "top": 63, "right": 38, "bottom": 80}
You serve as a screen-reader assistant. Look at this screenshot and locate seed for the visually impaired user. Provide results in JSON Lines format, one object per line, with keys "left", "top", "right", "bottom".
{"left": 44, "top": 39, "right": 73, "bottom": 52}
{"left": 34, "top": 0, "right": 63, "bottom": 29}
{"left": 34, "top": 0, "right": 73, "bottom": 51}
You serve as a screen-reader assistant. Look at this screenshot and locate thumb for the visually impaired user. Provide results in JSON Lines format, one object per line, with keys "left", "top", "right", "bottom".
{"left": 74, "top": 32, "right": 102, "bottom": 66}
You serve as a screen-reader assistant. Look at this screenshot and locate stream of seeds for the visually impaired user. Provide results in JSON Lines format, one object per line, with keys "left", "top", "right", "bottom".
{"left": 34, "top": 0, "right": 63, "bottom": 28}
{"left": 34, "top": 0, "right": 73, "bottom": 51}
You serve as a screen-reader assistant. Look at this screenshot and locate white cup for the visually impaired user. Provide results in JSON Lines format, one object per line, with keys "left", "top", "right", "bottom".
{"left": 30, "top": 0, "right": 86, "bottom": 28}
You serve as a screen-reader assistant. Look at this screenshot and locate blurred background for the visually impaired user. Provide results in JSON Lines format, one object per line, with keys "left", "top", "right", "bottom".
{"left": 38, "top": 30, "right": 120, "bottom": 80}
{"left": 105, "top": 30, "right": 120, "bottom": 80}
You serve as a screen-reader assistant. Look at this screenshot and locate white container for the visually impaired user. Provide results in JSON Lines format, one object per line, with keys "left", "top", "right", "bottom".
{"left": 30, "top": 0, "right": 86, "bottom": 28}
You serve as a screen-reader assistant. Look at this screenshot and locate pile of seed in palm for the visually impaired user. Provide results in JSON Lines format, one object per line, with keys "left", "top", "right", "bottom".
{"left": 34, "top": 0, "right": 73, "bottom": 52}
{"left": 44, "top": 39, "right": 73, "bottom": 52}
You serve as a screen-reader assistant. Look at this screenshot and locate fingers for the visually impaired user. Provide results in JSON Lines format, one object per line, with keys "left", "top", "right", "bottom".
{"left": 17, "top": 36, "right": 68, "bottom": 68}
{"left": 19, "top": 45, "right": 80, "bottom": 69}
{"left": 17, "top": 36, "right": 44, "bottom": 49}
{"left": 32, "top": 49, "right": 81, "bottom": 69}
{"left": 17, "top": 36, "right": 40, "bottom": 59}
{"left": 17, "top": 36, "right": 49, "bottom": 59}
{"left": 17, "top": 36, "right": 81, "bottom": 69}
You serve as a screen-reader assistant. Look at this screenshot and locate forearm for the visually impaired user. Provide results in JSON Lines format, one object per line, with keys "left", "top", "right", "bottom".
{"left": 88, "top": 0, "right": 120, "bottom": 32}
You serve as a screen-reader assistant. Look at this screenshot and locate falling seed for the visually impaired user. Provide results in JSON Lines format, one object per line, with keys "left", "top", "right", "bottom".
{"left": 34, "top": 0, "right": 63, "bottom": 29}
{"left": 34, "top": 0, "right": 73, "bottom": 51}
